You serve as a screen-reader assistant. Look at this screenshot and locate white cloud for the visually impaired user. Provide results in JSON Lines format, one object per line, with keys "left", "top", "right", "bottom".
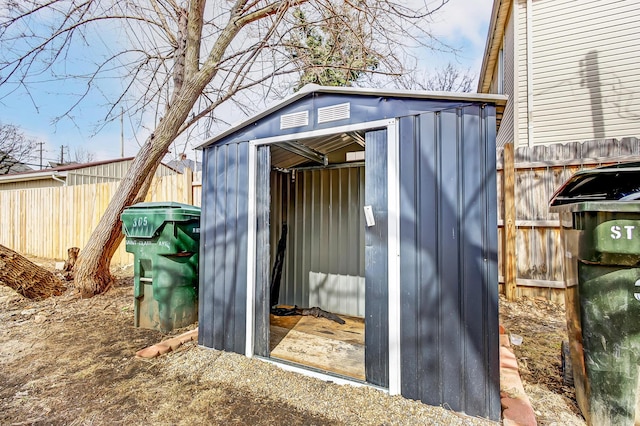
{"left": 429, "top": 0, "right": 493, "bottom": 49}
{"left": 411, "top": 0, "right": 493, "bottom": 73}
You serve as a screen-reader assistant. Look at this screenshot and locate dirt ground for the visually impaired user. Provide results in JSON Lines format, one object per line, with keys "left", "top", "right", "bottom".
{"left": 499, "top": 296, "right": 585, "bottom": 425}
{"left": 0, "top": 258, "right": 585, "bottom": 425}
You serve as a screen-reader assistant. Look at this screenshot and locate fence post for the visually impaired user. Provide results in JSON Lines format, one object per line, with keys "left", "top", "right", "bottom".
{"left": 184, "top": 167, "right": 194, "bottom": 205}
{"left": 503, "top": 143, "right": 517, "bottom": 301}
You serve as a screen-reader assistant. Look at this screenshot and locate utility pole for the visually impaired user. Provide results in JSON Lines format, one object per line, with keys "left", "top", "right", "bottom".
{"left": 121, "top": 107, "right": 124, "bottom": 158}
{"left": 59, "top": 145, "right": 70, "bottom": 164}
{"left": 37, "top": 142, "right": 44, "bottom": 169}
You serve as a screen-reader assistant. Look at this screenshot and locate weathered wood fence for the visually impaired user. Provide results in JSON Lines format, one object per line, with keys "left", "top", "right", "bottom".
{"left": 0, "top": 170, "right": 202, "bottom": 266}
{"left": 498, "top": 137, "right": 640, "bottom": 303}
{"left": 3, "top": 138, "right": 639, "bottom": 302}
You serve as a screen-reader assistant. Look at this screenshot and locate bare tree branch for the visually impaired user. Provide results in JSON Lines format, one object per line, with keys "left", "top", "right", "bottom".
{"left": 0, "top": 122, "right": 39, "bottom": 174}
{"left": 0, "top": 0, "right": 459, "bottom": 296}
{"left": 403, "top": 62, "right": 476, "bottom": 92}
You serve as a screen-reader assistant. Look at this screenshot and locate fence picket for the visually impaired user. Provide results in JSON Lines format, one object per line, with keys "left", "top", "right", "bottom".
{"left": 0, "top": 172, "right": 201, "bottom": 266}
{"left": 498, "top": 138, "right": 640, "bottom": 302}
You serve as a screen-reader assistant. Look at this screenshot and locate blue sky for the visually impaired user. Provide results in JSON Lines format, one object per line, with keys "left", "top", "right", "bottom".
{"left": 0, "top": 0, "right": 493, "bottom": 165}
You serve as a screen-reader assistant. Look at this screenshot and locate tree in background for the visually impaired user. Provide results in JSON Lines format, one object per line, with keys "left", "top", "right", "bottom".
{"left": 426, "top": 62, "right": 475, "bottom": 92}
{"left": 286, "top": 7, "right": 379, "bottom": 91}
{"left": 0, "top": 0, "right": 451, "bottom": 297}
{"left": 405, "top": 62, "right": 475, "bottom": 92}
{"left": 0, "top": 123, "right": 37, "bottom": 174}
{"left": 71, "top": 147, "right": 96, "bottom": 164}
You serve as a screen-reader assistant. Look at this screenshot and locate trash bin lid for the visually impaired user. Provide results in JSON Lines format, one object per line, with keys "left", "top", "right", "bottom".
{"left": 549, "top": 162, "right": 640, "bottom": 210}
{"left": 550, "top": 200, "right": 640, "bottom": 214}
{"left": 121, "top": 201, "right": 200, "bottom": 238}
{"left": 124, "top": 201, "right": 200, "bottom": 212}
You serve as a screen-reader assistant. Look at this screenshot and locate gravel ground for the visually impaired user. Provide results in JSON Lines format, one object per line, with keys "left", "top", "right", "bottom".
{"left": 0, "top": 259, "right": 494, "bottom": 425}
{"left": 0, "top": 257, "right": 585, "bottom": 425}
{"left": 158, "top": 346, "right": 495, "bottom": 425}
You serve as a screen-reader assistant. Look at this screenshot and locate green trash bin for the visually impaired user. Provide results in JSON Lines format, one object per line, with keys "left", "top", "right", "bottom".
{"left": 121, "top": 201, "right": 200, "bottom": 332}
{"left": 550, "top": 163, "right": 640, "bottom": 425}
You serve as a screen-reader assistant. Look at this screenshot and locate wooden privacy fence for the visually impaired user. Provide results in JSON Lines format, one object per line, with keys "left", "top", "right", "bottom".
{"left": 498, "top": 137, "right": 640, "bottom": 303}
{"left": 0, "top": 170, "right": 202, "bottom": 266}
{"left": 4, "top": 138, "right": 640, "bottom": 302}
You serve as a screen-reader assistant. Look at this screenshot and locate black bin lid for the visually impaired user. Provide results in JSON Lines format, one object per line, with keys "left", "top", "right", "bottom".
{"left": 549, "top": 162, "right": 640, "bottom": 207}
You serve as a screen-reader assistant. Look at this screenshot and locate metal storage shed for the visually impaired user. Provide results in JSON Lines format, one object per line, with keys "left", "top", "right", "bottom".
{"left": 197, "top": 85, "right": 506, "bottom": 421}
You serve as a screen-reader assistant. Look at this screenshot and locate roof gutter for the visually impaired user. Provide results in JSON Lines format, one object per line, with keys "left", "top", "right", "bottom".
{"left": 51, "top": 172, "right": 67, "bottom": 186}
{"left": 0, "top": 170, "right": 68, "bottom": 184}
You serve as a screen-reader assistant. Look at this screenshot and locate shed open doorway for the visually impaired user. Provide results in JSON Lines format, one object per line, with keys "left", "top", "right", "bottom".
{"left": 250, "top": 124, "right": 391, "bottom": 387}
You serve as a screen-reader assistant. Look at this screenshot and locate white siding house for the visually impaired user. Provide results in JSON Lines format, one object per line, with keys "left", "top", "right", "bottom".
{"left": 479, "top": 0, "right": 640, "bottom": 148}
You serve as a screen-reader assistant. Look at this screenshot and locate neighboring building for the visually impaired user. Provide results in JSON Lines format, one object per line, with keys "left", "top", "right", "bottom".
{"left": 166, "top": 153, "right": 202, "bottom": 173}
{"left": 479, "top": 0, "right": 640, "bottom": 148}
{"left": 0, "top": 157, "right": 178, "bottom": 191}
{"left": 0, "top": 151, "right": 33, "bottom": 175}
{"left": 478, "top": 0, "right": 640, "bottom": 300}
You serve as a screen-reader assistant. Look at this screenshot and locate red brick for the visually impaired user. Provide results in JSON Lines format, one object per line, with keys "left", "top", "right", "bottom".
{"left": 500, "top": 345, "right": 537, "bottom": 426}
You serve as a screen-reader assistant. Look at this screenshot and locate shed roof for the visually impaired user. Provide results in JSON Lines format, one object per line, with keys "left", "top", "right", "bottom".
{"left": 198, "top": 84, "right": 507, "bottom": 150}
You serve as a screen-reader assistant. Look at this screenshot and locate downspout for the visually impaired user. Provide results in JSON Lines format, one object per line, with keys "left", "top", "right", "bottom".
{"left": 526, "top": 0, "right": 534, "bottom": 147}
{"left": 51, "top": 173, "right": 66, "bottom": 186}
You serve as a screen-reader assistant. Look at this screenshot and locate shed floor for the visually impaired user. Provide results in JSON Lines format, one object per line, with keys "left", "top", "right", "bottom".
{"left": 269, "top": 312, "right": 365, "bottom": 381}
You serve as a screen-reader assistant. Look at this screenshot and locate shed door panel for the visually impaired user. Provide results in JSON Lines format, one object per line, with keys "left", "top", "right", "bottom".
{"left": 364, "top": 128, "right": 389, "bottom": 387}
{"left": 198, "top": 142, "right": 249, "bottom": 354}
{"left": 254, "top": 145, "right": 271, "bottom": 357}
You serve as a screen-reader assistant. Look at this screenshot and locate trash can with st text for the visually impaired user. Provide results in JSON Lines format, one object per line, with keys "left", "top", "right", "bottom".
{"left": 121, "top": 202, "right": 201, "bottom": 332}
{"left": 550, "top": 162, "right": 640, "bottom": 425}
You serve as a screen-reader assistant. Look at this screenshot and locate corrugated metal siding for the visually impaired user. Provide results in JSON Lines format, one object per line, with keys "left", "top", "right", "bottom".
{"left": 364, "top": 129, "right": 389, "bottom": 388}
{"left": 198, "top": 142, "right": 249, "bottom": 353}
{"left": 270, "top": 166, "right": 365, "bottom": 316}
{"left": 399, "top": 107, "right": 500, "bottom": 420}
{"left": 529, "top": 0, "right": 640, "bottom": 144}
{"left": 0, "top": 179, "right": 64, "bottom": 191}
{"left": 198, "top": 92, "right": 502, "bottom": 421}
{"left": 254, "top": 146, "right": 271, "bottom": 357}
{"left": 67, "top": 161, "right": 176, "bottom": 185}
{"left": 496, "top": 4, "right": 515, "bottom": 148}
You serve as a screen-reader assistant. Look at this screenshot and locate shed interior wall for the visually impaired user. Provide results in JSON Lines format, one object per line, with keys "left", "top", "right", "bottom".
{"left": 269, "top": 165, "right": 365, "bottom": 316}
{"left": 266, "top": 141, "right": 369, "bottom": 382}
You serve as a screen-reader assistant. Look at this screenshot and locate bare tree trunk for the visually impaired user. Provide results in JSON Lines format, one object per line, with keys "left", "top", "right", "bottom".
{"left": 62, "top": 247, "right": 80, "bottom": 281}
{"left": 75, "top": 76, "right": 210, "bottom": 298}
{"left": 73, "top": 2, "right": 299, "bottom": 298}
{"left": 0, "top": 244, "right": 66, "bottom": 299}
{"left": 74, "top": 134, "right": 177, "bottom": 297}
